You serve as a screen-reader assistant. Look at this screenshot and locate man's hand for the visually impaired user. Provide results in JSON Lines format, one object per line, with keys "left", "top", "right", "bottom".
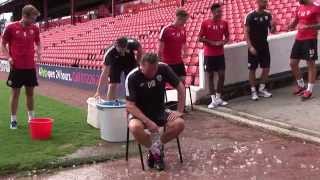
{"left": 94, "top": 91, "right": 101, "bottom": 98}
{"left": 167, "top": 111, "right": 184, "bottom": 122}
{"left": 249, "top": 46, "right": 257, "bottom": 56}
{"left": 145, "top": 120, "right": 159, "bottom": 133}
{"left": 8, "top": 57, "right": 13, "bottom": 66}
{"left": 210, "top": 41, "right": 224, "bottom": 46}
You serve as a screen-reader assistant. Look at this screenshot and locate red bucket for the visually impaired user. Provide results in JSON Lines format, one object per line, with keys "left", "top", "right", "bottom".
{"left": 29, "top": 118, "right": 53, "bottom": 140}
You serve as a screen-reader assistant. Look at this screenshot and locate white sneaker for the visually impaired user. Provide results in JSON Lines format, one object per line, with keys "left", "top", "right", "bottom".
{"left": 251, "top": 91, "right": 259, "bottom": 101}
{"left": 208, "top": 100, "right": 218, "bottom": 109}
{"left": 215, "top": 98, "right": 228, "bottom": 106}
{"left": 259, "top": 88, "right": 272, "bottom": 98}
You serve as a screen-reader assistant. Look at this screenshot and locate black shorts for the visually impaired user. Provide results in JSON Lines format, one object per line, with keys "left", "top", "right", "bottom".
{"left": 204, "top": 55, "right": 225, "bottom": 72}
{"left": 7, "top": 68, "right": 38, "bottom": 88}
{"left": 168, "top": 63, "right": 186, "bottom": 77}
{"left": 129, "top": 111, "right": 170, "bottom": 127}
{"left": 290, "top": 39, "right": 318, "bottom": 61}
{"left": 248, "top": 45, "right": 271, "bottom": 70}
{"left": 109, "top": 63, "right": 136, "bottom": 83}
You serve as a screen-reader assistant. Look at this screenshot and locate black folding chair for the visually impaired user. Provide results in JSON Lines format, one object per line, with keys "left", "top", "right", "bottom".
{"left": 125, "top": 114, "right": 183, "bottom": 170}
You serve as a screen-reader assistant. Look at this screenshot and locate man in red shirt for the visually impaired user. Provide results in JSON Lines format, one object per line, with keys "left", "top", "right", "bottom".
{"left": 1, "top": 5, "right": 41, "bottom": 129}
{"left": 198, "top": 3, "right": 229, "bottom": 108}
{"left": 158, "top": 9, "right": 188, "bottom": 80}
{"left": 288, "top": 0, "right": 320, "bottom": 100}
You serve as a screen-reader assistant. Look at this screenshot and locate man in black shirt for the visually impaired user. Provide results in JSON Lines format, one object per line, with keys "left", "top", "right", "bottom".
{"left": 126, "top": 53, "right": 186, "bottom": 171}
{"left": 95, "top": 37, "right": 143, "bottom": 100}
{"left": 244, "top": 0, "right": 276, "bottom": 101}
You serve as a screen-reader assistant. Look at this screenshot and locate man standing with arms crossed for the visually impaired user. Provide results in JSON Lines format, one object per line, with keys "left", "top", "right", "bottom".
{"left": 1, "top": 5, "right": 41, "bottom": 129}
{"left": 198, "top": 3, "right": 229, "bottom": 108}
{"left": 244, "top": 0, "right": 276, "bottom": 101}
{"left": 288, "top": 0, "right": 320, "bottom": 100}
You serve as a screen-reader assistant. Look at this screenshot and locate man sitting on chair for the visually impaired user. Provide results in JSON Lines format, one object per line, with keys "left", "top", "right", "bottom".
{"left": 125, "top": 53, "right": 186, "bottom": 171}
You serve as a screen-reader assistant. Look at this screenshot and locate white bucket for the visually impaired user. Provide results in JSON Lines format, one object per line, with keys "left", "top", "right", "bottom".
{"left": 97, "top": 100, "right": 134, "bottom": 142}
{"left": 86, "top": 97, "right": 100, "bottom": 129}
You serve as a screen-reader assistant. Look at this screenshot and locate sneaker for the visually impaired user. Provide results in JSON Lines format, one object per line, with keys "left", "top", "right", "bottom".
{"left": 147, "top": 150, "right": 155, "bottom": 169}
{"left": 10, "top": 121, "right": 17, "bottom": 129}
{"left": 208, "top": 100, "right": 218, "bottom": 109}
{"left": 153, "top": 146, "right": 165, "bottom": 171}
{"left": 293, "top": 86, "right": 306, "bottom": 96}
{"left": 215, "top": 97, "right": 228, "bottom": 106}
{"left": 251, "top": 91, "right": 259, "bottom": 101}
{"left": 259, "top": 88, "right": 272, "bottom": 98}
{"left": 301, "top": 90, "right": 312, "bottom": 101}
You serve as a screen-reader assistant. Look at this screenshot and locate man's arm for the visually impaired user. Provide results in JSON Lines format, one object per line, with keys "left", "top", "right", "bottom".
{"left": 181, "top": 43, "right": 187, "bottom": 59}
{"left": 35, "top": 42, "right": 42, "bottom": 62}
{"left": 1, "top": 26, "right": 12, "bottom": 65}
{"left": 127, "top": 100, "right": 153, "bottom": 125}
{"left": 136, "top": 45, "right": 143, "bottom": 63}
{"left": 94, "top": 65, "right": 110, "bottom": 97}
{"left": 198, "top": 36, "right": 223, "bottom": 46}
{"left": 269, "top": 14, "right": 277, "bottom": 33}
{"left": 35, "top": 27, "right": 42, "bottom": 62}
{"left": 288, "top": 15, "right": 299, "bottom": 31}
{"left": 223, "top": 23, "right": 230, "bottom": 44}
{"left": 158, "top": 41, "right": 165, "bottom": 59}
{"left": 244, "top": 24, "right": 257, "bottom": 55}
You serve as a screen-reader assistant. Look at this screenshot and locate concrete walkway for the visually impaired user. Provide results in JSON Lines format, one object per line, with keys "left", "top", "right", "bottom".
{"left": 198, "top": 83, "right": 320, "bottom": 142}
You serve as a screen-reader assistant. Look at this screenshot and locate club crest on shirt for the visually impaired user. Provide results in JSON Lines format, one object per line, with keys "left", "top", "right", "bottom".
{"left": 139, "top": 82, "right": 145, "bottom": 87}
{"left": 156, "top": 75, "right": 162, "bottom": 82}
{"left": 265, "top": 16, "right": 268, "bottom": 20}
{"left": 147, "top": 80, "right": 156, "bottom": 88}
{"left": 29, "top": 29, "right": 34, "bottom": 35}
{"left": 15, "top": 30, "right": 20, "bottom": 34}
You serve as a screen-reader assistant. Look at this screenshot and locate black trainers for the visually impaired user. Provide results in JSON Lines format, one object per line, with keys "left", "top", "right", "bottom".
{"left": 153, "top": 146, "right": 165, "bottom": 171}
{"left": 147, "top": 150, "right": 155, "bottom": 169}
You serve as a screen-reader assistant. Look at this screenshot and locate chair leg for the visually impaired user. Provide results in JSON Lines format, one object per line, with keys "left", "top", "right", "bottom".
{"left": 177, "top": 137, "right": 183, "bottom": 163}
{"left": 165, "top": 90, "right": 168, "bottom": 102}
{"left": 125, "top": 127, "right": 130, "bottom": 161}
{"left": 138, "top": 144, "right": 145, "bottom": 170}
{"left": 188, "top": 87, "right": 193, "bottom": 110}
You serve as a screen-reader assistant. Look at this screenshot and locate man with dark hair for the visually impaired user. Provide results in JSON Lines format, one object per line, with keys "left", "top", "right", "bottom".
{"left": 158, "top": 9, "right": 189, "bottom": 80}
{"left": 95, "top": 37, "right": 143, "bottom": 100}
{"left": 244, "top": 0, "right": 276, "bottom": 101}
{"left": 125, "top": 53, "right": 186, "bottom": 171}
{"left": 199, "top": 3, "right": 229, "bottom": 108}
{"left": 1, "top": 4, "right": 41, "bottom": 129}
{"left": 288, "top": 0, "right": 320, "bottom": 100}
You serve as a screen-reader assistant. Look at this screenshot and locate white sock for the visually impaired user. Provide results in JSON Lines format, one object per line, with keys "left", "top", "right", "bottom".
{"left": 259, "top": 84, "right": 266, "bottom": 91}
{"left": 216, "top": 93, "right": 221, "bottom": 99}
{"left": 11, "top": 115, "right": 17, "bottom": 122}
{"left": 297, "top": 79, "right": 305, "bottom": 88}
{"left": 211, "top": 95, "right": 216, "bottom": 102}
{"left": 251, "top": 86, "right": 256, "bottom": 92}
{"left": 28, "top": 111, "right": 35, "bottom": 120}
{"left": 307, "top": 83, "right": 314, "bottom": 92}
{"left": 149, "top": 132, "right": 161, "bottom": 155}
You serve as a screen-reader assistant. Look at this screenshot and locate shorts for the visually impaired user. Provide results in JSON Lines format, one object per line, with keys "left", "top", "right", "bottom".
{"left": 204, "top": 55, "right": 226, "bottom": 72}
{"left": 290, "top": 39, "right": 318, "bottom": 61}
{"left": 7, "top": 68, "right": 38, "bottom": 88}
{"left": 109, "top": 63, "right": 136, "bottom": 83}
{"left": 168, "top": 63, "right": 186, "bottom": 77}
{"left": 248, "top": 44, "right": 271, "bottom": 70}
{"left": 129, "top": 110, "right": 171, "bottom": 127}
